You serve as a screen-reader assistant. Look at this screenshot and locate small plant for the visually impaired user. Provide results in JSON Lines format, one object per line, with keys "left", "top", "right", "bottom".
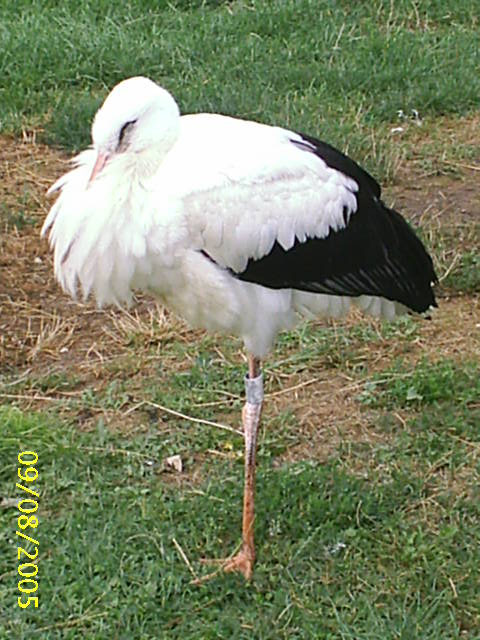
{"left": 443, "top": 249, "right": 480, "bottom": 294}
{"left": 0, "top": 203, "right": 35, "bottom": 231}
{"left": 357, "top": 359, "right": 480, "bottom": 409}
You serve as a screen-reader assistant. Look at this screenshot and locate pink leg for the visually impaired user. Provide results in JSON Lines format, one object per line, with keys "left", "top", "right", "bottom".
{"left": 224, "top": 355, "right": 263, "bottom": 580}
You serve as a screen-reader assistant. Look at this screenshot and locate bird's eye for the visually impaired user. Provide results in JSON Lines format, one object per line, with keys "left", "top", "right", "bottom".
{"left": 118, "top": 119, "right": 137, "bottom": 147}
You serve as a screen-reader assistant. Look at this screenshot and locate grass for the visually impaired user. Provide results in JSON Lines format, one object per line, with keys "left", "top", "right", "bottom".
{"left": 1, "top": 352, "right": 479, "bottom": 638}
{"left": 0, "top": 204, "right": 36, "bottom": 231}
{"left": 357, "top": 358, "right": 480, "bottom": 408}
{"left": 1, "top": 0, "right": 480, "bottom": 637}
{"left": 443, "top": 250, "right": 480, "bottom": 294}
{"left": 1, "top": 1, "right": 480, "bottom": 179}
{"left": 1, "top": 325, "right": 480, "bottom": 638}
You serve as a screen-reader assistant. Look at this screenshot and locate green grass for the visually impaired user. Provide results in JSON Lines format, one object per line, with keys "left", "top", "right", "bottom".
{"left": 0, "top": 204, "right": 36, "bottom": 232}
{"left": 357, "top": 358, "right": 480, "bottom": 409}
{"left": 1, "top": 1, "right": 480, "bottom": 178}
{"left": 1, "top": 353, "right": 479, "bottom": 640}
{"left": 0, "top": 191, "right": 38, "bottom": 232}
{"left": 443, "top": 250, "right": 480, "bottom": 294}
{"left": 2, "top": 349, "right": 480, "bottom": 638}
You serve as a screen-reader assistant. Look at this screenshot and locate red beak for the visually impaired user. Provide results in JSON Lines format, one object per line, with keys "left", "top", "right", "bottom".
{"left": 88, "top": 152, "right": 109, "bottom": 186}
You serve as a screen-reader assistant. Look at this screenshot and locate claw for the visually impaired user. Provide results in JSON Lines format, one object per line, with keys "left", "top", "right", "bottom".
{"left": 224, "top": 545, "right": 255, "bottom": 580}
{"left": 192, "top": 544, "right": 255, "bottom": 584}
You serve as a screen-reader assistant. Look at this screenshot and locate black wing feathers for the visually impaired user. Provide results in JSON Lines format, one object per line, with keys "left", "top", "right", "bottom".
{"left": 234, "top": 133, "right": 437, "bottom": 313}
{"left": 294, "top": 133, "right": 382, "bottom": 199}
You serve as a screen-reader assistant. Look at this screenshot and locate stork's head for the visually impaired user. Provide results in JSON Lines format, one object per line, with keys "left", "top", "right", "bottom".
{"left": 89, "top": 76, "right": 180, "bottom": 183}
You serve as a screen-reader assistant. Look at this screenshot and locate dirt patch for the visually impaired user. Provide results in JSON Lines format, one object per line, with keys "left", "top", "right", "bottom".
{"left": 0, "top": 126, "right": 479, "bottom": 464}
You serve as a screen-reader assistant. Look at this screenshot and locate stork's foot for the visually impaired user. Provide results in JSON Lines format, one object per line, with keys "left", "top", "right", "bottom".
{"left": 223, "top": 544, "right": 255, "bottom": 580}
{"left": 193, "top": 545, "right": 255, "bottom": 584}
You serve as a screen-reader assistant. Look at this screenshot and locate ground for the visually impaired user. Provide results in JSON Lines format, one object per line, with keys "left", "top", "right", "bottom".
{"left": 0, "top": 119, "right": 479, "bottom": 462}
{"left": 1, "top": 118, "right": 480, "bottom": 640}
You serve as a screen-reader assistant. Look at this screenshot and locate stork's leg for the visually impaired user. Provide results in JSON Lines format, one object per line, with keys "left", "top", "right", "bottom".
{"left": 224, "top": 354, "right": 263, "bottom": 580}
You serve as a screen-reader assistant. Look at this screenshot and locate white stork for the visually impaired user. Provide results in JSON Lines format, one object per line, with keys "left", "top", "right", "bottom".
{"left": 42, "top": 76, "right": 437, "bottom": 580}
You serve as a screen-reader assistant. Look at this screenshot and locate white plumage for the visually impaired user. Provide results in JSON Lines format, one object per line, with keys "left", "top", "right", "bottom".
{"left": 42, "top": 77, "right": 437, "bottom": 579}
{"left": 42, "top": 77, "right": 412, "bottom": 357}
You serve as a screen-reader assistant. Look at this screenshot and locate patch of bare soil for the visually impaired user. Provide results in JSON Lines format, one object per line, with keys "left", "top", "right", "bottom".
{"left": 0, "top": 124, "right": 478, "bottom": 465}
